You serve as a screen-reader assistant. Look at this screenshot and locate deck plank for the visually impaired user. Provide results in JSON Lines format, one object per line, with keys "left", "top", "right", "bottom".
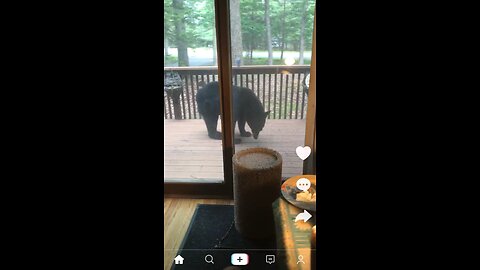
{"left": 164, "top": 119, "right": 306, "bottom": 181}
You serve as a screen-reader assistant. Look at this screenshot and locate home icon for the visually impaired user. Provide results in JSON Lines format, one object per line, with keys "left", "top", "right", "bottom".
{"left": 174, "top": 255, "right": 184, "bottom": 265}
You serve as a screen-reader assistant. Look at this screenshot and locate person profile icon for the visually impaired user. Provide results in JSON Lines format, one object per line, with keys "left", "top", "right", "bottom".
{"left": 297, "top": 255, "right": 305, "bottom": 264}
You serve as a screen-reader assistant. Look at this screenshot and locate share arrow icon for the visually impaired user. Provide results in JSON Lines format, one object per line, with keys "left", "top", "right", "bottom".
{"left": 294, "top": 210, "right": 312, "bottom": 222}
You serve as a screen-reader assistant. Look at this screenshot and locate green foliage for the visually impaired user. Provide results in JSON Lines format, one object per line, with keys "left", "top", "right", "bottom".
{"left": 163, "top": 0, "right": 316, "bottom": 63}
{"left": 165, "top": 55, "right": 178, "bottom": 65}
{"left": 183, "top": 0, "right": 215, "bottom": 48}
{"left": 164, "top": 0, "right": 174, "bottom": 42}
{"left": 164, "top": 0, "right": 215, "bottom": 48}
{"left": 241, "top": 0, "right": 265, "bottom": 53}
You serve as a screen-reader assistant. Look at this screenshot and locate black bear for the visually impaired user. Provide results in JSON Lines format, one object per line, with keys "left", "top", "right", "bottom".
{"left": 196, "top": 81, "right": 269, "bottom": 143}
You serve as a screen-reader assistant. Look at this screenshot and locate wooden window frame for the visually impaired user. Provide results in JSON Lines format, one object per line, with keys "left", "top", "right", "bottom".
{"left": 303, "top": 8, "right": 316, "bottom": 175}
{"left": 164, "top": 0, "right": 316, "bottom": 198}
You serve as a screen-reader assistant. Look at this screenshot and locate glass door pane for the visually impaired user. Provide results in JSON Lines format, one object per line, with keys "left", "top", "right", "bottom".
{"left": 229, "top": 0, "right": 316, "bottom": 179}
{"left": 164, "top": 0, "right": 225, "bottom": 183}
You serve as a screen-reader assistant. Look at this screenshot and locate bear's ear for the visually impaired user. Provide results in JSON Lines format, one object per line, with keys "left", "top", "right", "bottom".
{"left": 265, "top": 111, "right": 270, "bottom": 117}
{"left": 198, "top": 81, "right": 206, "bottom": 88}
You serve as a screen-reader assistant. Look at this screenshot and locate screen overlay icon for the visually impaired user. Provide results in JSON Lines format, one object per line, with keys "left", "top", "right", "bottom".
{"left": 231, "top": 253, "right": 249, "bottom": 266}
{"left": 266, "top": 254, "right": 275, "bottom": 264}
{"left": 205, "top": 254, "right": 214, "bottom": 264}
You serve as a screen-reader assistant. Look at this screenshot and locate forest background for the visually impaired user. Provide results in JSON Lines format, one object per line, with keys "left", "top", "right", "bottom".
{"left": 164, "top": 0, "right": 315, "bottom": 67}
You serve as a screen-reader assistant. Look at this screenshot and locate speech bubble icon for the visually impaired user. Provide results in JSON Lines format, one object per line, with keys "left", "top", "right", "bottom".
{"left": 296, "top": 178, "right": 311, "bottom": 191}
{"left": 266, "top": 255, "right": 275, "bottom": 264}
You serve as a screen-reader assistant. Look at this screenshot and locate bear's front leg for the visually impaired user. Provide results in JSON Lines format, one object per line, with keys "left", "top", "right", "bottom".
{"left": 203, "top": 115, "right": 222, "bottom": 140}
{"left": 238, "top": 116, "right": 252, "bottom": 137}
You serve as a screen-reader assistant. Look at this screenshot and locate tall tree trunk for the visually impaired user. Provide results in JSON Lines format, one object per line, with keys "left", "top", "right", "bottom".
{"left": 264, "top": 0, "right": 273, "bottom": 65}
{"left": 280, "top": 0, "right": 286, "bottom": 60}
{"left": 299, "top": 0, "right": 308, "bottom": 64}
{"left": 250, "top": 41, "right": 253, "bottom": 61}
{"left": 230, "top": 0, "right": 243, "bottom": 66}
{"left": 212, "top": 27, "right": 217, "bottom": 65}
{"left": 164, "top": 37, "right": 169, "bottom": 57}
{"left": 250, "top": 9, "right": 254, "bottom": 62}
{"left": 173, "top": 0, "right": 189, "bottom": 66}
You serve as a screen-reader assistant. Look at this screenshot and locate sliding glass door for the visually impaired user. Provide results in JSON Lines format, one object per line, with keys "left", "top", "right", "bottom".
{"left": 164, "top": 0, "right": 316, "bottom": 197}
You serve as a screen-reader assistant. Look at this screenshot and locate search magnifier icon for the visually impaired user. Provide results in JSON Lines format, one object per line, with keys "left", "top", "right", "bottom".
{"left": 205, "top": 254, "right": 214, "bottom": 264}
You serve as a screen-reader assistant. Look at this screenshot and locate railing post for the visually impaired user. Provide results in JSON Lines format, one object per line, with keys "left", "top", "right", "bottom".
{"left": 165, "top": 87, "right": 183, "bottom": 120}
{"left": 164, "top": 71, "right": 184, "bottom": 120}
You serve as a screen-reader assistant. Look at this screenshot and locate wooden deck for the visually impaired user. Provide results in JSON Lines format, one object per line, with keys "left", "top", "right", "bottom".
{"left": 164, "top": 119, "right": 306, "bottom": 181}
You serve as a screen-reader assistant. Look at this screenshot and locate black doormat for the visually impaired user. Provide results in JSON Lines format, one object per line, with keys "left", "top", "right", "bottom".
{"left": 171, "top": 204, "right": 277, "bottom": 270}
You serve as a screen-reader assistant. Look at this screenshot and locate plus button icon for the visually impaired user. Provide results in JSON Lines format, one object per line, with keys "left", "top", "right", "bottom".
{"left": 231, "top": 253, "right": 249, "bottom": 266}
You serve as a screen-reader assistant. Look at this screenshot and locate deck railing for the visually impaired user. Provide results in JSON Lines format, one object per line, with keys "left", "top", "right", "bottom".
{"left": 164, "top": 65, "right": 310, "bottom": 120}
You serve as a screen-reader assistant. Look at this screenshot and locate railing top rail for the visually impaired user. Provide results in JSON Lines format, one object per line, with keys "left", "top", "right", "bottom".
{"left": 164, "top": 65, "right": 310, "bottom": 74}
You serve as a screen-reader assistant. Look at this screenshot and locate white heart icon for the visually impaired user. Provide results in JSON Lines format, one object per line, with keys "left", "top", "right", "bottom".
{"left": 296, "top": 146, "right": 311, "bottom": 161}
